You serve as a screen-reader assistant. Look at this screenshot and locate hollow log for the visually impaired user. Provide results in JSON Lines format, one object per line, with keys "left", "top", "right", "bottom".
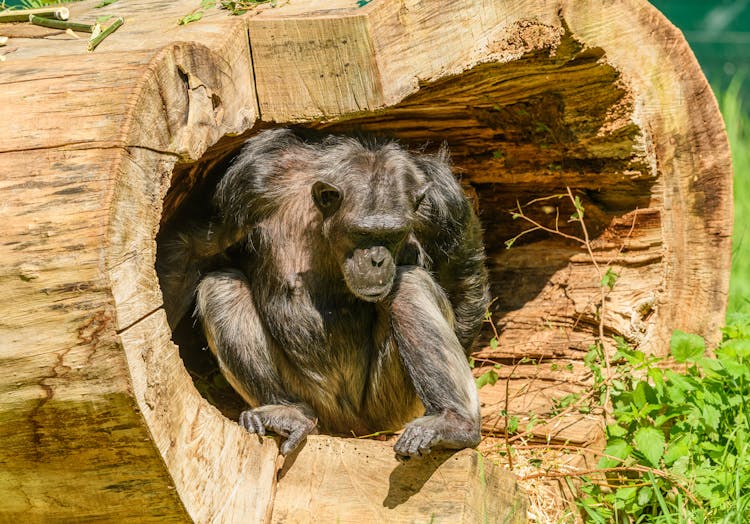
{"left": 0, "top": 0, "right": 731, "bottom": 521}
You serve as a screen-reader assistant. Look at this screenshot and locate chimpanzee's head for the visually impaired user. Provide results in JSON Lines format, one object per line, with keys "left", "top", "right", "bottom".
{"left": 312, "top": 138, "right": 431, "bottom": 302}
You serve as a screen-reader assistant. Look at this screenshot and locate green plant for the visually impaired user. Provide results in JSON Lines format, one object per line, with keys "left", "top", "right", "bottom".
{"left": 178, "top": 0, "right": 275, "bottom": 24}
{"left": 220, "top": 0, "right": 275, "bottom": 15}
{"left": 575, "top": 316, "right": 750, "bottom": 522}
{"left": 493, "top": 138, "right": 750, "bottom": 521}
{"left": 178, "top": 0, "right": 214, "bottom": 25}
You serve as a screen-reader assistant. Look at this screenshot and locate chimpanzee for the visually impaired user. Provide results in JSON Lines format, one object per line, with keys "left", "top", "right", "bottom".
{"left": 158, "top": 128, "right": 489, "bottom": 459}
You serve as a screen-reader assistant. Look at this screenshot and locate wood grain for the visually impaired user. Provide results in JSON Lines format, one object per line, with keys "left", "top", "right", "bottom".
{"left": 272, "top": 438, "right": 526, "bottom": 524}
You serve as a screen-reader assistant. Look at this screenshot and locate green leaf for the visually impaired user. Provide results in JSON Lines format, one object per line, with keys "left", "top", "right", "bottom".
{"left": 475, "top": 369, "right": 498, "bottom": 389}
{"left": 721, "top": 337, "right": 750, "bottom": 359}
{"left": 637, "top": 486, "right": 653, "bottom": 507}
{"left": 569, "top": 195, "right": 584, "bottom": 222}
{"left": 701, "top": 404, "right": 721, "bottom": 429}
{"left": 613, "top": 486, "right": 637, "bottom": 509}
{"left": 718, "top": 357, "right": 748, "bottom": 379}
{"left": 632, "top": 380, "right": 655, "bottom": 409}
{"left": 178, "top": 11, "right": 203, "bottom": 24}
{"left": 600, "top": 267, "right": 619, "bottom": 290}
{"left": 670, "top": 330, "right": 706, "bottom": 362}
{"left": 598, "top": 438, "right": 631, "bottom": 469}
{"left": 664, "top": 369, "right": 698, "bottom": 395}
{"left": 489, "top": 337, "right": 498, "bottom": 350}
{"left": 663, "top": 435, "right": 690, "bottom": 466}
{"left": 670, "top": 454, "right": 690, "bottom": 475}
{"left": 606, "top": 423, "right": 628, "bottom": 439}
{"left": 633, "top": 426, "right": 665, "bottom": 467}
{"left": 95, "top": 0, "right": 118, "bottom": 7}
{"left": 648, "top": 367, "right": 666, "bottom": 396}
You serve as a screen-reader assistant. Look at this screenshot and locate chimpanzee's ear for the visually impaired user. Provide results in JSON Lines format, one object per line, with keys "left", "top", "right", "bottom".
{"left": 413, "top": 182, "right": 432, "bottom": 211}
{"left": 215, "top": 128, "right": 305, "bottom": 229}
{"left": 312, "top": 181, "right": 343, "bottom": 218}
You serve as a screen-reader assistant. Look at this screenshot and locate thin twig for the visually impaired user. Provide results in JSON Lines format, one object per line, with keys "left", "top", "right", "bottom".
{"left": 502, "top": 358, "right": 522, "bottom": 470}
{"left": 566, "top": 187, "right": 600, "bottom": 274}
{"left": 519, "top": 465, "right": 701, "bottom": 506}
{"left": 0, "top": 7, "right": 68, "bottom": 23}
{"left": 509, "top": 198, "right": 586, "bottom": 246}
{"left": 480, "top": 308, "right": 516, "bottom": 470}
{"left": 29, "top": 14, "right": 94, "bottom": 33}
{"left": 350, "top": 429, "right": 397, "bottom": 439}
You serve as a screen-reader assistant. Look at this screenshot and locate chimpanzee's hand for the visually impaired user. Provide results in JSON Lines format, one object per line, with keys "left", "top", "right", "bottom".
{"left": 394, "top": 411, "right": 480, "bottom": 461}
{"left": 239, "top": 404, "right": 317, "bottom": 456}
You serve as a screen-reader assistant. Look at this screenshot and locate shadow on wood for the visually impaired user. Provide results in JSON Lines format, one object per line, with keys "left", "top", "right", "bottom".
{"left": 273, "top": 437, "right": 525, "bottom": 523}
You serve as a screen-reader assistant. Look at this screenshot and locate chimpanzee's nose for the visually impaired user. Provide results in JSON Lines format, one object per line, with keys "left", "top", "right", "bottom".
{"left": 370, "top": 247, "right": 387, "bottom": 267}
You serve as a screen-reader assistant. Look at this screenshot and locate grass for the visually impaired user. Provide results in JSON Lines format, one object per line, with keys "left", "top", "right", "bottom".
{"left": 724, "top": 74, "right": 750, "bottom": 315}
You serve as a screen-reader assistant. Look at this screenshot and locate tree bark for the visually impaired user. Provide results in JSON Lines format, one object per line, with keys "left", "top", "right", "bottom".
{"left": 0, "top": 0, "right": 731, "bottom": 521}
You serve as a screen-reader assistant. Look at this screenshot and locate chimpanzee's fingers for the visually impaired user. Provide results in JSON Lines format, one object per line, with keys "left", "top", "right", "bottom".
{"left": 239, "top": 410, "right": 265, "bottom": 436}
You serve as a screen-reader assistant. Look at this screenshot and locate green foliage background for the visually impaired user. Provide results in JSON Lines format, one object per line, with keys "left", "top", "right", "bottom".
{"left": 651, "top": 0, "right": 750, "bottom": 315}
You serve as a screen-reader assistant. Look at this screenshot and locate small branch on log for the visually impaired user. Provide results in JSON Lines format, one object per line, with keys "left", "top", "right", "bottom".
{"left": 0, "top": 36, "right": 7, "bottom": 47}
{"left": 0, "top": 7, "right": 68, "bottom": 23}
{"left": 29, "top": 15, "right": 95, "bottom": 33}
{"left": 87, "top": 17, "right": 123, "bottom": 52}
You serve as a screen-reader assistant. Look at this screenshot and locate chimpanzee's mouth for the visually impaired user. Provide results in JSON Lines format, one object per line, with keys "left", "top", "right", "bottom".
{"left": 355, "top": 285, "right": 392, "bottom": 302}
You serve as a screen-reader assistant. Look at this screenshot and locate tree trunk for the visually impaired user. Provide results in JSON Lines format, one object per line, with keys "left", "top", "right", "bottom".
{"left": 0, "top": 0, "right": 731, "bottom": 521}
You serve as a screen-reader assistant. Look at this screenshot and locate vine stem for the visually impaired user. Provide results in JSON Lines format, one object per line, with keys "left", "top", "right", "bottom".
{"left": 29, "top": 15, "right": 94, "bottom": 33}
{"left": 503, "top": 187, "right": 640, "bottom": 428}
{"left": 519, "top": 465, "right": 701, "bottom": 507}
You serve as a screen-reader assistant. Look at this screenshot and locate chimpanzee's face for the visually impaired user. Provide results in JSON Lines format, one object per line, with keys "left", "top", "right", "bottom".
{"left": 311, "top": 141, "right": 429, "bottom": 302}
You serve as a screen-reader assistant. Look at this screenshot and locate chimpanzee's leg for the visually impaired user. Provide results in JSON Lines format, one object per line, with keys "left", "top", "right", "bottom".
{"left": 195, "top": 269, "right": 316, "bottom": 455}
{"left": 388, "top": 266, "right": 481, "bottom": 459}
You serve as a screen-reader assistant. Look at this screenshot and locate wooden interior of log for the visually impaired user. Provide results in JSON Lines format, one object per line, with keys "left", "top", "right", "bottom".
{"left": 158, "top": 31, "right": 659, "bottom": 443}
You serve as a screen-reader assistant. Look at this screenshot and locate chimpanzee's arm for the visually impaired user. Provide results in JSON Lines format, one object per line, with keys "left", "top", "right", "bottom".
{"left": 413, "top": 149, "right": 490, "bottom": 352}
{"left": 196, "top": 269, "right": 317, "bottom": 455}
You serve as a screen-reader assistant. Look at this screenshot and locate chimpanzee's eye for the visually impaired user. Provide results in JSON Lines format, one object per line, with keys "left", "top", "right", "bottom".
{"left": 312, "top": 181, "right": 343, "bottom": 218}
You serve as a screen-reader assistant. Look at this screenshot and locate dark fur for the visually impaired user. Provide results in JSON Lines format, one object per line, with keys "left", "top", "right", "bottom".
{"left": 159, "top": 129, "right": 490, "bottom": 459}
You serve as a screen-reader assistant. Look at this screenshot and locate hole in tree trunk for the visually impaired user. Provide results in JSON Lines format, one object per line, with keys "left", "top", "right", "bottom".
{"left": 156, "top": 35, "right": 656, "bottom": 419}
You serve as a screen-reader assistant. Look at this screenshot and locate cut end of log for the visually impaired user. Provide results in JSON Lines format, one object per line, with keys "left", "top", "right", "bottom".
{"left": 274, "top": 437, "right": 527, "bottom": 523}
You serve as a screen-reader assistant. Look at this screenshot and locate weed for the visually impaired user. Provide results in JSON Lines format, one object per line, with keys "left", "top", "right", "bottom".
{"left": 574, "top": 316, "right": 750, "bottom": 522}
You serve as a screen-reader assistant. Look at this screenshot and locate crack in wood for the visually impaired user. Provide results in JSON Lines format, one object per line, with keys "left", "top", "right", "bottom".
{"left": 115, "top": 304, "right": 163, "bottom": 335}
